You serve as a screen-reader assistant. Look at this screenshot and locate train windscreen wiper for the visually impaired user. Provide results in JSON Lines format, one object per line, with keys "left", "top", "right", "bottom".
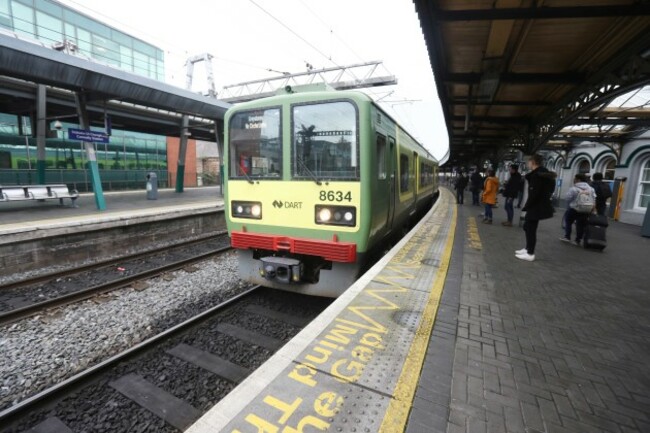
{"left": 297, "top": 157, "right": 322, "bottom": 186}
{"left": 238, "top": 163, "right": 255, "bottom": 185}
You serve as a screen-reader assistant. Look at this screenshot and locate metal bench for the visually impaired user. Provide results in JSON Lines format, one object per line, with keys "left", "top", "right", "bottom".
{"left": 0, "top": 185, "right": 79, "bottom": 206}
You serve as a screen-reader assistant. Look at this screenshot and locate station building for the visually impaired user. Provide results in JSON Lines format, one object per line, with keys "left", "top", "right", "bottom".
{"left": 540, "top": 137, "right": 649, "bottom": 226}
{"left": 0, "top": 0, "right": 212, "bottom": 191}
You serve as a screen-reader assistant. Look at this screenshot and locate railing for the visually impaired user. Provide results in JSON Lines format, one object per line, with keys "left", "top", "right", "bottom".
{"left": 0, "top": 169, "right": 169, "bottom": 193}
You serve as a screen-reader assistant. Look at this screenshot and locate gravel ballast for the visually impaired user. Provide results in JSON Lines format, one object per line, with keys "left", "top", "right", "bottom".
{"left": 5, "top": 286, "right": 331, "bottom": 433}
{"left": 0, "top": 251, "right": 246, "bottom": 412}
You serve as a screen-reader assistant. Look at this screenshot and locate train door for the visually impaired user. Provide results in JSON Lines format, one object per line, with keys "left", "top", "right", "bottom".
{"left": 412, "top": 151, "right": 419, "bottom": 209}
{"left": 388, "top": 136, "right": 397, "bottom": 228}
{"left": 376, "top": 134, "right": 390, "bottom": 230}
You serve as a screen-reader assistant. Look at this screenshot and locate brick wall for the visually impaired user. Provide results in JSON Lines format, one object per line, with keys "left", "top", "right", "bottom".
{"left": 167, "top": 137, "right": 197, "bottom": 187}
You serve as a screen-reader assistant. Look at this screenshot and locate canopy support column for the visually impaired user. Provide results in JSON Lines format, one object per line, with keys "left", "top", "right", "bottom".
{"left": 74, "top": 92, "right": 106, "bottom": 210}
{"left": 36, "top": 84, "right": 46, "bottom": 184}
{"left": 175, "top": 115, "right": 189, "bottom": 193}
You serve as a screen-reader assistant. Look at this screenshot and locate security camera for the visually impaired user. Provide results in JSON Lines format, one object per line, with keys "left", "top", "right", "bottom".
{"left": 53, "top": 120, "right": 63, "bottom": 130}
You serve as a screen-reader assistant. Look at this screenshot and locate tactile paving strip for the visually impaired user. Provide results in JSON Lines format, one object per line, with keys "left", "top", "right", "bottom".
{"left": 211, "top": 192, "right": 456, "bottom": 433}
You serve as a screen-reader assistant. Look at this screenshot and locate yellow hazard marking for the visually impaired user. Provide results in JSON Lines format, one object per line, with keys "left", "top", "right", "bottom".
{"left": 467, "top": 216, "right": 483, "bottom": 250}
{"left": 378, "top": 190, "right": 457, "bottom": 433}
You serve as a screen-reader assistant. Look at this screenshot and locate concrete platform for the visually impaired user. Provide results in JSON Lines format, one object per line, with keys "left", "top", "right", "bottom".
{"left": 187, "top": 186, "right": 650, "bottom": 433}
{"left": 0, "top": 187, "right": 223, "bottom": 239}
{"left": 0, "top": 187, "right": 225, "bottom": 277}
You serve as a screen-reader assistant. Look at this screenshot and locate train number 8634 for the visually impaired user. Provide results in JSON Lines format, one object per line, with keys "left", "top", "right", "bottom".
{"left": 319, "top": 190, "right": 352, "bottom": 202}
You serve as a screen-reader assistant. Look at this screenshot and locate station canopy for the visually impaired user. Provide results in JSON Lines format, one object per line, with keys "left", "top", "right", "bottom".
{"left": 0, "top": 31, "right": 230, "bottom": 140}
{"left": 413, "top": 0, "right": 650, "bottom": 167}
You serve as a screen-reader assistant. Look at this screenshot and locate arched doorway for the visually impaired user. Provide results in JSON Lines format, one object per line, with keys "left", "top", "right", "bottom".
{"left": 577, "top": 159, "right": 591, "bottom": 175}
{"left": 602, "top": 158, "right": 616, "bottom": 180}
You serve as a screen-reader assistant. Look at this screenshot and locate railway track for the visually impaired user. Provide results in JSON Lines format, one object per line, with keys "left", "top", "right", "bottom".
{"left": 0, "top": 234, "right": 231, "bottom": 325}
{"left": 0, "top": 233, "right": 227, "bottom": 291}
{"left": 0, "top": 287, "right": 330, "bottom": 433}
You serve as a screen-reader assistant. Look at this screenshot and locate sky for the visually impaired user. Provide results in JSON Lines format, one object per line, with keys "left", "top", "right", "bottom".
{"left": 58, "top": 0, "right": 450, "bottom": 160}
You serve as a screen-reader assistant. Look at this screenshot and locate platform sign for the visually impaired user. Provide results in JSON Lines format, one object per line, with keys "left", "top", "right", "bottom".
{"left": 68, "top": 128, "right": 109, "bottom": 144}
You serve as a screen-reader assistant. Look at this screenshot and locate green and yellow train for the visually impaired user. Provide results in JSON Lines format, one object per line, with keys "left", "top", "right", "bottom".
{"left": 224, "top": 86, "right": 439, "bottom": 297}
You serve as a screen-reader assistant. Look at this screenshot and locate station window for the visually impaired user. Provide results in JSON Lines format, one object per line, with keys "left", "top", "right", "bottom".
{"left": 229, "top": 108, "right": 282, "bottom": 180}
{"left": 11, "top": 1, "right": 35, "bottom": 38}
{"left": 578, "top": 159, "right": 591, "bottom": 174}
{"left": 636, "top": 159, "right": 650, "bottom": 210}
{"left": 400, "top": 154, "right": 409, "bottom": 192}
{"left": 1, "top": 0, "right": 12, "bottom": 29}
{"left": 35, "top": 10, "right": 62, "bottom": 44}
{"left": 377, "top": 134, "right": 386, "bottom": 180}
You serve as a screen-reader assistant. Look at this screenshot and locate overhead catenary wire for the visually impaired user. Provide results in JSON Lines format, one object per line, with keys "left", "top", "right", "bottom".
{"left": 283, "top": 1, "right": 424, "bottom": 141}
{"left": 247, "top": 0, "right": 340, "bottom": 68}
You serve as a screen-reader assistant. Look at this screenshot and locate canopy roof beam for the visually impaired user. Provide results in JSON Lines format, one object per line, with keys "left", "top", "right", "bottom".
{"left": 434, "top": 5, "right": 650, "bottom": 21}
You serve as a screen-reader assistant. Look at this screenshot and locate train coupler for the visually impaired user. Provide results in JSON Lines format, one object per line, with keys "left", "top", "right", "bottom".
{"left": 259, "top": 257, "right": 302, "bottom": 284}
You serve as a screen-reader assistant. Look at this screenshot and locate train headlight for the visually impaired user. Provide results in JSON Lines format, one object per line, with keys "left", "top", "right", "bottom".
{"left": 231, "top": 201, "right": 262, "bottom": 219}
{"left": 315, "top": 205, "right": 356, "bottom": 226}
{"left": 319, "top": 208, "right": 332, "bottom": 222}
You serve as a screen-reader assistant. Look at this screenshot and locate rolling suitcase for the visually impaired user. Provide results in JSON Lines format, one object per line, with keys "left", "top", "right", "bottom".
{"left": 583, "top": 214, "right": 607, "bottom": 251}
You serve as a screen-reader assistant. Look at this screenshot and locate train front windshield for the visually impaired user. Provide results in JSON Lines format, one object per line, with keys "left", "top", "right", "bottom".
{"left": 292, "top": 101, "right": 359, "bottom": 181}
{"left": 229, "top": 108, "right": 282, "bottom": 179}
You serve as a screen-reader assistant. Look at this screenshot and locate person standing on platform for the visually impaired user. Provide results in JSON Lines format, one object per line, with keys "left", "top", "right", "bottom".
{"left": 516, "top": 175, "right": 525, "bottom": 208}
{"left": 481, "top": 169, "right": 499, "bottom": 224}
{"left": 560, "top": 173, "right": 596, "bottom": 246}
{"left": 590, "top": 172, "right": 612, "bottom": 216}
{"left": 470, "top": 169, "right": 483, "bottom": 206}
{"left": 502, "top": 164, "right": 522, "bottom": 227}
{"left": 454, "top": 172, "right": 469, "bottom": 204}
{"left": 516, "top": 154, "right": 557, "bottom": 262}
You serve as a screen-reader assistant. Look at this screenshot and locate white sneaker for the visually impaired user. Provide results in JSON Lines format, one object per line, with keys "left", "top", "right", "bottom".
{"left": 515, "top": 252, "right": 535, "bottom": 262}
{"left": 515, "top": 248, "right": 527, "bottom": 255}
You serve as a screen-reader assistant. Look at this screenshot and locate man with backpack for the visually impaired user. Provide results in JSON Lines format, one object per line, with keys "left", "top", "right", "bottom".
{"left": 591, "top": 172, "right": 612, "bottom": 216}
{"left": 560, "top": 173, "right": 597, "bottom": 246}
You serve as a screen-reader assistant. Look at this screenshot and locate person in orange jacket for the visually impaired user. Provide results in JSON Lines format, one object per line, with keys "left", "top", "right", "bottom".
{"left": 481, "top": 169, "right": 499, "bottom": 224}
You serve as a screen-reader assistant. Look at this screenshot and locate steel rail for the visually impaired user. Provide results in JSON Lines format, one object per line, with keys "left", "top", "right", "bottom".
{"left": 0, "top": 232, "right": 227, "bottom": 291}
{"left": 0, "top": 285, "right": 261, "bottom": 426}
{"left": 0, "top": 244, "right": 232, "bottom": 325}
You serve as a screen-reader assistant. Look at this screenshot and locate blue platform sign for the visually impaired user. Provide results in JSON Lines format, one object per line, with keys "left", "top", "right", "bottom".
{"left": 68, "top": 128, "right": 109, "bottom": 144}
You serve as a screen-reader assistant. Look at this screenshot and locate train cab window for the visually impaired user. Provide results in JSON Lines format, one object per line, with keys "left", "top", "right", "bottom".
{"left": 229, "top": 108, "right": 282, "bottom": 179}
{"left": 292, "top": 101, "right": 359, "bottom": 180}
{"left": 377, "top": 134, "right": 387, "bottom": 180}
{"left": 400, "top": 154, "right": 409, "bottom": 192}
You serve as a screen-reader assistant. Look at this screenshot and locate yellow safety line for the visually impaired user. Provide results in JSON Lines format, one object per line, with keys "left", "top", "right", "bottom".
{"left": 378, "top": 190, "right": 457, "bottom": 433}
{"left": 467, "top": 217, "right": 483, "bottom": 250}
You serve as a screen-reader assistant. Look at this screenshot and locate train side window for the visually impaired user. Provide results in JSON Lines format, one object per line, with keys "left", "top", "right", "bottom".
{"left": 420, "top": 162, "right": 430, "bottom": 186}
{"left": 400, "top": 154, "right": 409, "bottom": 192}
{"left": 377, "top": 134, "right": 387, "bottom": 180}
